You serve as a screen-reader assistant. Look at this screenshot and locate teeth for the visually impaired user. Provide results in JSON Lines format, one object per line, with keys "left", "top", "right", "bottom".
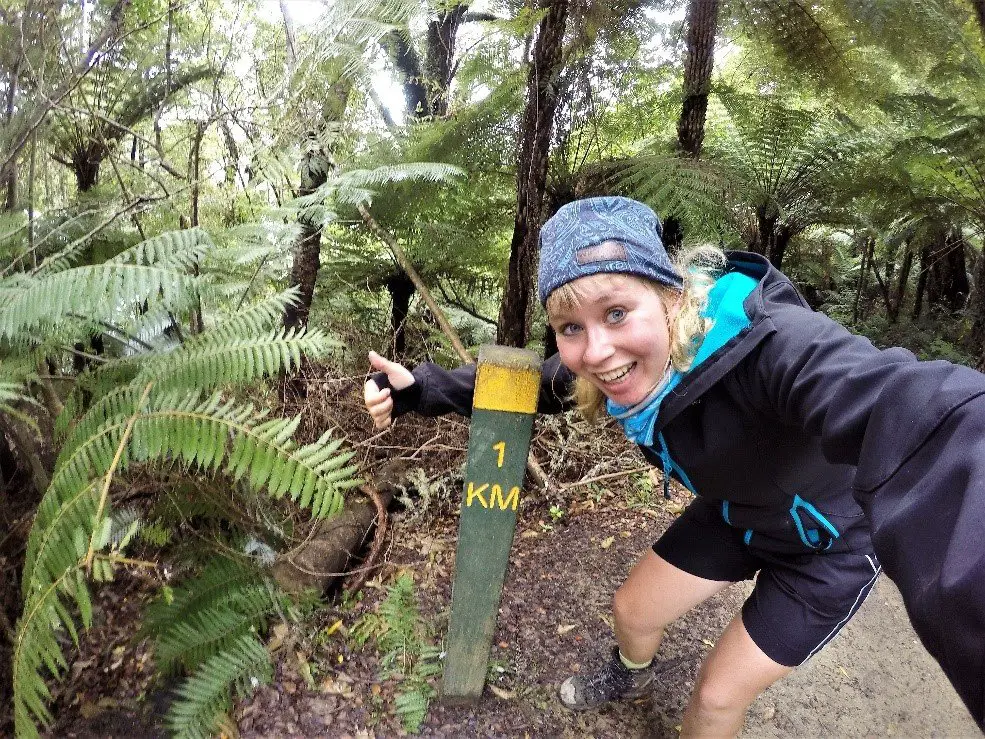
{"left": 597, "top": 363, "right": 634, "bottom": 382}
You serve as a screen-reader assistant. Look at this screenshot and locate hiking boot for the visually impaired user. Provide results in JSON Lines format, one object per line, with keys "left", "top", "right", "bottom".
{"left": 558, "top": 647, "right": 655, "bottom": 710}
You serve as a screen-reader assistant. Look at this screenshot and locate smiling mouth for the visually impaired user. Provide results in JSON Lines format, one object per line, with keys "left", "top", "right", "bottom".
{"left": 595, "top": 362, "right": 635, "bottom": 383}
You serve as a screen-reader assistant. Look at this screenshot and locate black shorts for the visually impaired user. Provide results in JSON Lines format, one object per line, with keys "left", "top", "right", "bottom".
{"left": 653, "top": 497, "right": 881, "bottom": 667}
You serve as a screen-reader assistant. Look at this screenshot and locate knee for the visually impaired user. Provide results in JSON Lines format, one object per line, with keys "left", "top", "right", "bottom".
{"left": 612, "top": 582, "right": 662, "bottom": 635}
{"left": 690, "top": 675, "right": 751, "bottom": 716}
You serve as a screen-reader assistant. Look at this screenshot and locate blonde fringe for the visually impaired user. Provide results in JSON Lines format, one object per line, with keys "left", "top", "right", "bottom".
{"left": 549, "top": 245, "right": 727, "bottom": 423}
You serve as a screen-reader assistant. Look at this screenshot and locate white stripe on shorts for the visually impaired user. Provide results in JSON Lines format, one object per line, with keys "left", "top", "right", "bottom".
{"left": 800, "top": 559, "right": 882, "bottom": 665}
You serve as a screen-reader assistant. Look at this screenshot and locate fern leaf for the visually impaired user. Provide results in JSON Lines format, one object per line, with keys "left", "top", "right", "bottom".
{"left": 0, "top": 263, "right": 200, "bottom": 341}
{"left": 109, "top": 228, "right": 215, "bottom": 269}
{"left": 165, "top": 633, "right": 272, "bottom": 739}
{"left": 15, "top": 387, "right": 358, "bottom": 736}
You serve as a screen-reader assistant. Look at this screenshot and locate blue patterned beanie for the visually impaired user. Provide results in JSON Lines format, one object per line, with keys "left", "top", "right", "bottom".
{"left": 537, "top": 196, "right": 683, "bottom": 305}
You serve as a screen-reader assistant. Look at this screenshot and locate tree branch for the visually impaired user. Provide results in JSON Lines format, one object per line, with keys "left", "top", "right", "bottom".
{"left": 358, "top": 204, "right": 472, "bottom": 363}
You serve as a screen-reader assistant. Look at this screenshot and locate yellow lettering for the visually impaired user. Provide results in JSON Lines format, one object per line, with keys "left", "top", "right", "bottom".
{"left": 493, "top": 441, "right": 506, "bottom": 468}
{"left": 466, "top": 482, "right": 489, "bottom": 508}
{"left": 490, "top": 484, "right": 520, "bottom": 511}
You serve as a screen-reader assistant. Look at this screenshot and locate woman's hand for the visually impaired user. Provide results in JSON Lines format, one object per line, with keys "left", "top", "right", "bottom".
{"left": 364, "top": 351, "right": 415, "bottom": 429}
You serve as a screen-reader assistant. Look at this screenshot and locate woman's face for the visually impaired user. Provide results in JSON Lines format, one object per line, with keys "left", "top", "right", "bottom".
{"left": 548, "top": 273, "right": 674, "bottom": 407}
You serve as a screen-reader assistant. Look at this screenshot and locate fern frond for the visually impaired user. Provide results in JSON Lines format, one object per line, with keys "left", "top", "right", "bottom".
{"left": 134, "top": 328, "right": 338, "bottom": 393}
{"left": 165, "top": 633, "right": 272, "bottom": 739}
{"left": 15, "top": 388, "right": 359, "bottom": 736}
{"left": 152, "top": 581, "right": 280, "bottom": 673}
{"left": 109, "top": 228, "right": 215, "bottom": 270}
{"left": 0, "top": 263, "right": 200, "bottom": 341}
{"left": 197, "top": 287, "right": 301, "bottom": 344}
{"left": 142, "top": 558, "right": 269, "bottom": 642}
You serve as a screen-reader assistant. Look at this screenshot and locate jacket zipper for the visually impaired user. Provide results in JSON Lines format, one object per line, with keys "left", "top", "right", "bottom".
{"left": 656, "top": 431, "right": 697, "bottom": 499}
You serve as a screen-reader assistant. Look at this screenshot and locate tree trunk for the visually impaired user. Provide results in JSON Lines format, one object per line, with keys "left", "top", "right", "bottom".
{"left": 3, "top": 68, "right": 18, "bottom": 209}
{"left": 497, "top": 0, "right": 569, "bottom": 348}
{"left": 752, "top": 205, "right": 774, "bottom": 257}
{"left": 424, "top": 5, "right": 467, "bottom": 117}
{"left": 769, "top": 223, "right": 793, "bottom": 271}
{"left": 925, "top": 227, "right": 969, "bottom": 313}
{"left": 677, "top": 0, "right": 719, "bottom": 158}
{"left": 852, "top": 235, "right": 873, "bottom": 325}
{"left": 386, "top": 271, "right": 415, "bottom": 360}
{"left": 283, "top": 139, "right": 331, "bottom": 333}
{"left": 271, "top": 461, "right": 408, "bottom": 594}
{"left": 73, "top": 142, "right": 104, "bottom": 192}
{"left": 912, "top": 244, "right": 929, "bottom": 320}
{"left": 971, "top": 244, "right": 985, "bottom": 368}
{"left": 877, "top": 244, "right": 913, "bottom": 324}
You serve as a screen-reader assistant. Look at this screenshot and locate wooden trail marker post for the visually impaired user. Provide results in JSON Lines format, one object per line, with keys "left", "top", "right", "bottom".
{"left": 442, "top": 345, "right": 542, "bottom": 701}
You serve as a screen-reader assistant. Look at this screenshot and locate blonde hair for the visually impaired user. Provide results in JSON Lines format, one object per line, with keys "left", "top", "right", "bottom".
{"left": 546, "top": 244, "right": 726, "bottom": 422}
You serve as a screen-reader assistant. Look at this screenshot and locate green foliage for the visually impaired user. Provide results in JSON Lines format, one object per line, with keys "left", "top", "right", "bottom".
{"left": 165, "top": 633, "right": 272, "bottom": 739}
{"left": 351, "top": 574, "right": 441, "bottom": 733}
{"left": 7, "top": 225, "right": 360, "bottom": 738}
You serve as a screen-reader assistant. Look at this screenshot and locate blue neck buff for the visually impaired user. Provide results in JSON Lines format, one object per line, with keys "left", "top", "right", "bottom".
{"left": 606, "top": 363, "right": 679, "bottom": 447}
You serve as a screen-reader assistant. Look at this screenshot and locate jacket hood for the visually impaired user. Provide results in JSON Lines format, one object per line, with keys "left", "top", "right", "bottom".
{"left": 656, "top": 251, "right": 788, "bottom": 429}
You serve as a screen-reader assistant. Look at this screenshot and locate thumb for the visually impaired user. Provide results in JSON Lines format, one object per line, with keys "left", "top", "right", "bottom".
{"left": 368, "top": 351, "right": 415, "bottom": 391}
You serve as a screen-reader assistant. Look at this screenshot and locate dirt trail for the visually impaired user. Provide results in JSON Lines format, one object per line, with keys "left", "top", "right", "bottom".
{"left": 745, "top": 576, "right": 976, "bottom": 737}
{"left": 44, "top": 473, "right": 980, "bottom": 738}
{"left": 235, "top": 496, "right": 979, "bottom": 738}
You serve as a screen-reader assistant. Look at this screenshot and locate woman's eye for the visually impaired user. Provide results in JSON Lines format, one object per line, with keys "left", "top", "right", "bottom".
{"left": 559, "top": 323, "right": 581, "bottom": 336}
{"left": 607, "top": 308, "right": 626, "bottom": 323}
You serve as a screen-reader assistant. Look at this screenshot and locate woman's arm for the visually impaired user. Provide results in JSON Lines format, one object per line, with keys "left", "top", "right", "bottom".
{"left": 742, "top": 292, "right": 985, "bottom": 727}
{"left": 368, "top": 352, "right": 575, "bottom": 420}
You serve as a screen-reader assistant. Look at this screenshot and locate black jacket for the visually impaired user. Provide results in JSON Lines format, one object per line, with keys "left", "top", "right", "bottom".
{"left": 381, "top": 252, "right": 985, "bottom": 727}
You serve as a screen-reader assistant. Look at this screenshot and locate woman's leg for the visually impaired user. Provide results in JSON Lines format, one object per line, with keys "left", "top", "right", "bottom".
{"left": 614, "top": 549, "right": 733, "bottom": 664}
{"left": 560, "top": 550, "right": 733, "bottom": 709}
{"left": 681, "top": 614, "right": 793, "bottom": 737}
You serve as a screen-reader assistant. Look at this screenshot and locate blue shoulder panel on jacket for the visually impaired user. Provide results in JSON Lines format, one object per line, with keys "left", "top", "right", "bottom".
{"left": 690, "top": 272, "right": 758, "bottom": 369}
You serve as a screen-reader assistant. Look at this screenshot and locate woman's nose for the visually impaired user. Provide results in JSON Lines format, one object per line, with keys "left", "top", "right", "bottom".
{"left": 583, "top": 327, "right": 614, "bottom": 366}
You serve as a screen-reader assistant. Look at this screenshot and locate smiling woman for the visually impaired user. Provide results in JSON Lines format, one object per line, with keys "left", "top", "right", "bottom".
{"left": 547, "top": 274, "right": 676, "bottom": 408}
{"left": 364, "top": 196, "right": 985, "bottom": 735}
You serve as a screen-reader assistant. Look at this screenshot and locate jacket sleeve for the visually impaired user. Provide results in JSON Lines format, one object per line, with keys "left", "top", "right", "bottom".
{"left": 741, "top": 286, "right": 985, "bottom": 727}
{"left": 373, "top": 353, "right": 575, "bottom": 418}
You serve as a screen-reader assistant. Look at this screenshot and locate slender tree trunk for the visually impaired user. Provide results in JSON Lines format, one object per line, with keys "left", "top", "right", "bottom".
{"left": 189, "top": 122, "right": 205, "bottom": 334}
{"left": 387, "top": 272, "right": 415, "bottom": 359}
{"left": 221, "top": 121, "right": 240, "bottom": 186}
{"left": 497, "top": 0, "right": 569, "bottom": 348}
{"left": 283, "top": 138, "right": 331, "bottom": 333}
{"left": 3, "top": 68, "right": 18, "bottom": 210}
{"left": 27, "top": 133, "right": 35, "bottom": 263}
{"left": 677, "top": 0, "right": 719, "bottom": 158}
{"left": 893, "top": 245, "right": 914, "bottom": 321}
{"left": 424, "top": 5, "right": 467, "bottom": 117}
{"left": 852, "top": 235, "right": 874, "bottom": 325}
{"left": 971, "top": 244, "right": 985, "bottom": 368}
{"left": 912, "top": 244, "right": 929, "bottom": 320}
{"left": 378, "top": 5, "right": 468, "bottom": 350}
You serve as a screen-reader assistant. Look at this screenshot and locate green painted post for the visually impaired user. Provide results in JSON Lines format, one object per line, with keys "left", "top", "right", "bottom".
{"left": 442, "top": 345, "right": 542, "bottom": 701}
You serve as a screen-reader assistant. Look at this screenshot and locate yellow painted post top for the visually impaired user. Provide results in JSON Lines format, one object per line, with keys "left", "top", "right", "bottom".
{"left": 472, "top": 345, "right": 541, "bottom": 414}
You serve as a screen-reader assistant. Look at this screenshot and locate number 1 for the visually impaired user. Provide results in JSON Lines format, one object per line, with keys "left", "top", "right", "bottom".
{"left": 493, "top": 441, "right": 506, "bottom": 468}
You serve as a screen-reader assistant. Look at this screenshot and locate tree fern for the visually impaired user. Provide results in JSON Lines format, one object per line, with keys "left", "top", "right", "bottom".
{"left": 11, "top": 220, "right": 362, "bottom": 736}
